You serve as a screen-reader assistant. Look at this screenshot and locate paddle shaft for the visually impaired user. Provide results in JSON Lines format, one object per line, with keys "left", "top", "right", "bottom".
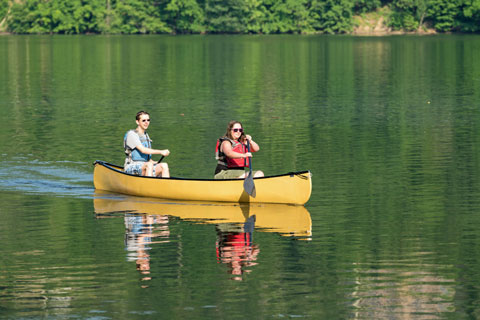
{"left": 157, "top": 156, "right": 164, "bottom": 164}
{"left": 247, "top": 141, "right": 253, "bottom": 175}
{"left": 243, "top": 139, "right": 256, "bottom": 197}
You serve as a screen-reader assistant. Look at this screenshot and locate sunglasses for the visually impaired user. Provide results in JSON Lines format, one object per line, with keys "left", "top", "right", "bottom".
{"left": 141, "top": 119, "right": 151, "bottom": 123}
{"left": 232, "top": 128, "right": 243, "bottom": 133}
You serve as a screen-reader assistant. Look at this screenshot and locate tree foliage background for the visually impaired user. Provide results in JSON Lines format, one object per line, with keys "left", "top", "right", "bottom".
{"left": 1, "top": 0, "right": 479, "bottom": 34}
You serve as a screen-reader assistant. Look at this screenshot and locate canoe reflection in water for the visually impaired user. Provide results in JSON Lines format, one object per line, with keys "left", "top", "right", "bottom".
{"left": 94, "top": 192, "right": 312, "bottom": 281}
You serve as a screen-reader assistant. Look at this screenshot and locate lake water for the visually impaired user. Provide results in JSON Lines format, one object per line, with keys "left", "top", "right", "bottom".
{"left": 1, "top": 34, "right": 480, "bottom": 319}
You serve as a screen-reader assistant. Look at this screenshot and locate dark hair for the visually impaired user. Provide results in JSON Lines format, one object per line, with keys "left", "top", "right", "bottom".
{"left": 224, "top": 120, "right": 245, "bottom": 142}
{"left": 136, "top": 110, "right": 150, "bottom": 120}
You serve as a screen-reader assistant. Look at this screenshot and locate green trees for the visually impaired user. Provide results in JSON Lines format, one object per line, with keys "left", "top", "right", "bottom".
{"left": 311, "top": 0, "right": 354, "bottom": 34}
{"left": 205, "top": 0, "right": 248, "bottom": 33}
{"left": 262, "top": 0, "right": 310, "bottom": 33}
{"left": 459, "top": 0, "right": 480, "bottom": 32}
{"left": 108, "top": 0, "right": 169, "bottom": 34}
{"left": 3, "top": 0, "right": 480, "bottom": 34}
{"left": 162, "top": 0, "right": 205, "bottom": 33}
{"left": 354, "top": 0, "right": 383, "bottom": 13}
{"left": 0, "top": 0, "right": 9, "bottom": 31}
{"left": 426, "top": 0, "right": 459, "bottom": 32}
{"left": 6, "top": 0, "right": 103, "bottom": 34}
{"left": 388, "top": 0, "right": 429, "bottom": 31}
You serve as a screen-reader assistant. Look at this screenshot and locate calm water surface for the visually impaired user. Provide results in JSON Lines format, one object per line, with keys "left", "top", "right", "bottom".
{"left": 1, "top": 35, "right": 480, "bottom": 319}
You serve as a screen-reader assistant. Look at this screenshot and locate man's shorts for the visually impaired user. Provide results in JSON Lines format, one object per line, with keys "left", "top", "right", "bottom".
{"left": 124, "top": 161, "right": 156, "bottom": 176}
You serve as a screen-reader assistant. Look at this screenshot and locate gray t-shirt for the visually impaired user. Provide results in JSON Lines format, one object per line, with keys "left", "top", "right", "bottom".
{"left": 125, "top": 130, "right": 143, "bottom": 150}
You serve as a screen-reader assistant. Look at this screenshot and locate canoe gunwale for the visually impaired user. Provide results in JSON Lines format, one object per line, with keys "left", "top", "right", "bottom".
{"left": 93, "top": 160, "right": 311, "bottom": 181}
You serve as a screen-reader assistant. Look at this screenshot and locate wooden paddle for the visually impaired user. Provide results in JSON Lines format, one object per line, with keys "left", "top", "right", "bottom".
{"left": 243, "top": 140, "right": 256, "bottom": 197}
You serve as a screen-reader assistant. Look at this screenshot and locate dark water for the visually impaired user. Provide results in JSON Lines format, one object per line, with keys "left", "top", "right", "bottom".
{"left": 1, "top": 35, "right": 480, "bottom": 319}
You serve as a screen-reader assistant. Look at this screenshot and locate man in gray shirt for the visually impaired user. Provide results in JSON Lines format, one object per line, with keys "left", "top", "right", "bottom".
{"left": 124, "top": 111, "right": 170, "bottom": 177}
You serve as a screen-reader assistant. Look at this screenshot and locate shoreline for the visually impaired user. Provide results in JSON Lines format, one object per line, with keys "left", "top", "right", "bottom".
{"left": 0, "top": 30, "right": 441, "bottom": 36}
{"left": 0, "top": 7, "right": 440, "bottom": 36}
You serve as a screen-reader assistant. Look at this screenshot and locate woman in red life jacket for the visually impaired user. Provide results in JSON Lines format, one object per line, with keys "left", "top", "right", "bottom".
{"left": 214, "top": 120, "right": 264, "bottom": 179}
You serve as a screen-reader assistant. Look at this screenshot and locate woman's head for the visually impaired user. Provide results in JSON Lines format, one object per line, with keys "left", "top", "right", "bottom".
{"left": 225, "top": 120, "right": 245, "bottom": 141}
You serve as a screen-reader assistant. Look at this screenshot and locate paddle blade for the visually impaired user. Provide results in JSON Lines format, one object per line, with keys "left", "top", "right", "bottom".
{"left": 243, "top": 172, "right": 256, "bottom": 198}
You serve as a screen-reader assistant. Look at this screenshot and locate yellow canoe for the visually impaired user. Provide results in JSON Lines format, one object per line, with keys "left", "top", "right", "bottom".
{"left": 93, "top": 193, "right": 312, "bottom": 238}
{"left": 93, "top": 161, "right": 312, "bottom": 205}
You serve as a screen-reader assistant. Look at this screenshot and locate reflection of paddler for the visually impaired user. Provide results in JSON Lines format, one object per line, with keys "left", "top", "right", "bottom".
{"left": 94, "top": 193, "right": 312, "bottom": 238}
{"left": 124, "top": 213, "right": 170, "bottom": 283}
{"left": 216, "top": 216, "right": 259, "bottom": 280}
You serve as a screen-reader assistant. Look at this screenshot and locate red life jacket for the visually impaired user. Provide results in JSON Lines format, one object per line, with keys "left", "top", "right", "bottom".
{"left": 216, "top": 232, "right": 253, "bottom": 262}
{"left": 215, "top": 137, "right": 249, "bottom": 168}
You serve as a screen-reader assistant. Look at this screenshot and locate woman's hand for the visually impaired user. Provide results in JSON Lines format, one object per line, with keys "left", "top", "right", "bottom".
{"left": 244, "top": 135, "right": 260, "bottom": 152}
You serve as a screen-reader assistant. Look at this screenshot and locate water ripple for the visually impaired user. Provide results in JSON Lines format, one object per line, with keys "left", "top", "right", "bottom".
{"left": 0, "top": 157, "right": 93, "bottom": 198}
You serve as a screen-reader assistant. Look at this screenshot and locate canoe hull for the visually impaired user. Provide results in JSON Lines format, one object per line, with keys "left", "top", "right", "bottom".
{"left": 93, "top": 161, "right": 312, "bottom": 205}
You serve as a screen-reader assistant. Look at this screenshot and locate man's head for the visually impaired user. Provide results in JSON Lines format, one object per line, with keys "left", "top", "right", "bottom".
{"left": 136, "top": 110, "right": 150, "bottom": 121}
{"left": 136, "top": 111, "right": 151, "bottom": 130}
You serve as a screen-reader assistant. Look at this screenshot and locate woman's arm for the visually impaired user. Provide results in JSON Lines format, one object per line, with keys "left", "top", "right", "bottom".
{"left": 221, "top": 140, "right": 251, "bottom": 159}
{"left": 245, "top": 135, "right": 260, "bottom": 152}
